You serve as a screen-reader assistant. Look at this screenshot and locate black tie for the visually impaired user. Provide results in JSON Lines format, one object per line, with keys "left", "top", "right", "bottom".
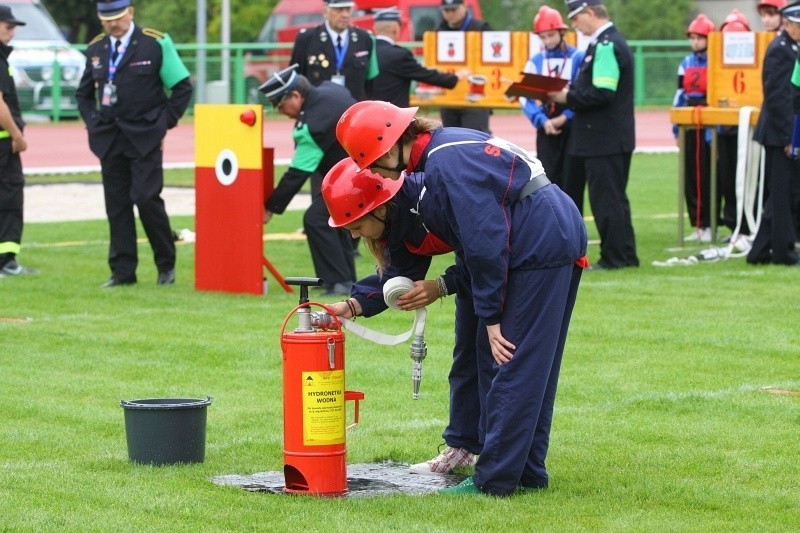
{"left": 111, "top": 40, "right": 121, "bottom": 62}
{"left": 336, "top": 35, "right": 343, "bottom": 52}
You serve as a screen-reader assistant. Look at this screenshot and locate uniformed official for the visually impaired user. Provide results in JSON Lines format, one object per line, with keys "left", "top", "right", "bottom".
{"left": 289, "top": 0, "right": 378, "bottom": 102}
{"left": 76, "top": 0, "right": 192, "bottom": 288}
{"left": 368, "top": 8, "right": 466, "bottom": 108}
{"left": 0, "top": 4, "right": 37, "bottom": 277}
{"left": 260, "top": 65, "right": 357, "bottom": 296}
{"left": 548, "top": 0, "right": 639, "bottom": 270}
{"left": 746, "top": 1, "right": 800, "bottom": 266}
{"left": 792, "top": 17, "right": 800, "bottom": 157}
{"left": 437, "top": 0, "right": 492, "bottom": 132}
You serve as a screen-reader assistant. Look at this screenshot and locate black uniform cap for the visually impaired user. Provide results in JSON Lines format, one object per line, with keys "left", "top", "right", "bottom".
{"left": 374, "top": 8, "right": 402, "bottom": 23}
{"left": 97, "top": 0, "right": 132, "bottom": 21}
{"left": 259, "top": 64, "right": 301, "bottom": 107}
{"left": 565, "top": 0, "right": 602, "bottom": 19}
{"left": 0, "top": 5, "right": 26, "bottom": 26}
{"left": 782, "top": 1, "right": 800, "bottom": 22}
{"left": 441, "top": 0, "right": 464, "bottom": 8}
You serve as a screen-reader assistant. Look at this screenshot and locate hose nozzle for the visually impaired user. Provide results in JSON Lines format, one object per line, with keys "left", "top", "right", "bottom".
{"left": 409, "top": 334, "right": 427, "bottom": 400}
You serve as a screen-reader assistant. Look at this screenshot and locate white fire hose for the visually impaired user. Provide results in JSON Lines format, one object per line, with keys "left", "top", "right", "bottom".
{"left": 338, "top": 277, "right": 428, "bottom": 399}
{"left": 652, "top": 107, "right": 764, "bottom": 266}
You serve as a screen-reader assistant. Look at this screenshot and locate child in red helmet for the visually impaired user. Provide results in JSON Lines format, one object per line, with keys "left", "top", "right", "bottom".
{"left": 333, "top": 100, "right": 587, "bottom": 496}
{"left": 716, "top": 9, "right": 754, "bottom": 238}
{"left": 520, "top": 6, "right": 584, "bottom": 190}
{"left": 757, "top": 0, "right": 787, "bottom": 31}
{"left": 673, "top": 14, "right": 716, "bottom": 242}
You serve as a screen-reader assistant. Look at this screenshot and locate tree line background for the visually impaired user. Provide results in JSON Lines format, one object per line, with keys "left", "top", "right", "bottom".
{"left": 46, "top": 0, "right": 692, "bottom": 45}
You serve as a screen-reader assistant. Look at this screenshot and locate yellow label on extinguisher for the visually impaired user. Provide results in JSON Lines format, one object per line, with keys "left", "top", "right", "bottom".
{"left": 302, "top": 370, "right": 345, "bottom": 446}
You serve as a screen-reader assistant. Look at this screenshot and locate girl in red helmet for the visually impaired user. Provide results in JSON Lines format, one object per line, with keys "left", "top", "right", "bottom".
{"left": 332, "top": 100, "right": 587, "bottom": 496}
{"left": 757, "top": 0, "right": 787, "bottom": 31}
{"left": 322, "top": 158, "right": 481, "bottom": 476}
{"left": 673, "top": 13, "right": 716, "bottom": 242}
{"left": 520, "top": 5, "right": 584, "bottom": 190}
{"left": 715, "top": 9, "right": 755, "bottom": 238}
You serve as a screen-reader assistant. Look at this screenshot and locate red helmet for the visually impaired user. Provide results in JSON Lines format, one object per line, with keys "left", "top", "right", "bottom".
{"left": 687, "top": 14, "right": 715, "bottom": 37}
{"left": 322, "top": 158, "right": 404, "bottom": 228}
{"left": 757, "top": 0, "right": 786, "bottom": 12}
{"left": 533, "top": 6, "right": 568, "bottom": 33}
{"left": 720, "top": 9, "right": 751, "bottom": 32}
{"left": 336, "top": 101, "right": 418, "bottom": 170}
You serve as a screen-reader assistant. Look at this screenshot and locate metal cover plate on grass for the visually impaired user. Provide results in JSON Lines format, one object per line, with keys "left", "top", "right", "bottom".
{"left": 212, "top": 462, "right": 466, "bottom": 497}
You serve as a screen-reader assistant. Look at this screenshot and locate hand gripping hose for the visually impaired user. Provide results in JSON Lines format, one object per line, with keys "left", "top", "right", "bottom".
{"left": 338, "top": 277, "right": 427, "bottom": 399}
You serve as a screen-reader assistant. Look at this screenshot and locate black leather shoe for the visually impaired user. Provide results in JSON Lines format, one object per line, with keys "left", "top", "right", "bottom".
{"left": 157, "top": 269, "right": 175, "bottom": 285}
{"left": 101, "top": 277, "right": 136, "bottom": 288}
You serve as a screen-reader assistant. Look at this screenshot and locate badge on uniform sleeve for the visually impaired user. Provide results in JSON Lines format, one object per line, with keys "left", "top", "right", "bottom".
{"left": 91, "top": 56, "right": 102, "bottom": 69}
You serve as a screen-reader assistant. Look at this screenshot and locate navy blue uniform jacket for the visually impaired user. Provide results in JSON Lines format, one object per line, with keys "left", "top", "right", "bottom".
{"left": 290, "top": 24, "right": 377, "bottom": 101}
{"left": 411, "top": 128, "right": 587, "bottom": 323}
{"left": 352, "top": 171, "right": 463, "bottom": 317}
{"left": 753, "top": 30, "right": 799, "bottom": 148}
{"left": 566, "top": 24, "right": 635, "bottom": 157}
{"left": 368, "top": 38, "right": 458, "bottom": 108}
{"left": 266, "top": 82, "right": 355, "bottom": 214}
{"left": 76, "top": 25, "right": 192, "bottom": 159}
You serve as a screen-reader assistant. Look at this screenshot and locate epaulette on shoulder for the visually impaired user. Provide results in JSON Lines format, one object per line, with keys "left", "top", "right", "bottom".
{"left": 89, "top": 33, "right": 106, "bottom": 45}
{"left": 142, "top": 28, "right": 165, "bottom": 39}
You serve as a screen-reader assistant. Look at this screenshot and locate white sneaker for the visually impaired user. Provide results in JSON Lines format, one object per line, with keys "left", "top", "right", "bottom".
{"left": 409, "top": 446, "right": 477, "bottom": 475}
{"left": 685, "top": 227, "right": 711, "bottom": 243}
{"left": 732, "top": 234, "right": 752, "bottom": 253}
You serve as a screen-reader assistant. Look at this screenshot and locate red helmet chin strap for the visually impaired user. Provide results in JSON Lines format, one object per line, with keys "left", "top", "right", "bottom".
{"left": 366, "top": 139, "right": 406, "bottom": 174}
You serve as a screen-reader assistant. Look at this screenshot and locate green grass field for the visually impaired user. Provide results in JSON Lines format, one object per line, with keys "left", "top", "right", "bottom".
{"left": 3, "top": 153, "right": 799, "bottom": 531}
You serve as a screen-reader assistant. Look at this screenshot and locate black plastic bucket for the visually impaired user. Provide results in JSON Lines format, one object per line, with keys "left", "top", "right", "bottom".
{"left": 120, "top": 397, "right": 212, "bottom": 465}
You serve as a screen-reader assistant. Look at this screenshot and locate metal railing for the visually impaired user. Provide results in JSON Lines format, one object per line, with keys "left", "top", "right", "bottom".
{"left": 23, "top": 40, "right": 686, "bottom": 122}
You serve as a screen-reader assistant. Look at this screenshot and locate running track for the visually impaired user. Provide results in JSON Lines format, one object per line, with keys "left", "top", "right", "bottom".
{"left": 21, "top": 110, "right": 674, "bottom": 173}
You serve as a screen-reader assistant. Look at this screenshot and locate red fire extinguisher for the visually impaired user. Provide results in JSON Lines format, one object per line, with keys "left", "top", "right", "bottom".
{"left": 280, "top": 277, "right": 364, "bottom": 496}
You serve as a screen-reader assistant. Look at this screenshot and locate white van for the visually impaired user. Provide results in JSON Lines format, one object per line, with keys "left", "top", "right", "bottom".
{"left": 7, "top": 0, "right": 85, "bottom": 118}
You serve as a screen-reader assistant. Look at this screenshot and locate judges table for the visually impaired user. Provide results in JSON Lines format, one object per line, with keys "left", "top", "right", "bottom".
{"left": 669, "top": 106, "right": 760, "bottom": 248}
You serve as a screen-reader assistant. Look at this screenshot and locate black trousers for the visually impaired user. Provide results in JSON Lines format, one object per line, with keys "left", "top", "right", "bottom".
{"left": 0, "top": 139, "right": 24, "bottom": 265}
{"left": 440, "top": 108, "right": 491, "bottom": 133}
{"left": 303, "top": 174, "right": 355, "bottom": 286}
{"left": 746, "top": 146, "right": 800, "bottom": 265}
{"left": 683, "top": 128, "right": 712, "bottom": 228}
{"left": 536, "top": 126, "right": 570, "bottom": 190}
{"left": 564, "top": 152, "right": 639, "bottom": 268}
{"left": 100, "top": 133, "right": 175, "bottom": 280}
{"left": 717, "top": 130, "right": 744, "bottom": 233}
